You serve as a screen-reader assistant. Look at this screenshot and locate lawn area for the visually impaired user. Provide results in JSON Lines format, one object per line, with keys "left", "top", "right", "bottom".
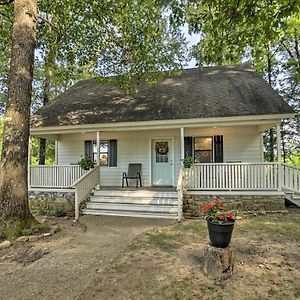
{"left": 80, "top": 209, "right": 300, "bottom": 300}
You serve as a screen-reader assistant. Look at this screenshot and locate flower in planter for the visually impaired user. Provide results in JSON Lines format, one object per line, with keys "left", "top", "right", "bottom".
{"left": 201, "top": 199, "right": 238, "bottom": 224}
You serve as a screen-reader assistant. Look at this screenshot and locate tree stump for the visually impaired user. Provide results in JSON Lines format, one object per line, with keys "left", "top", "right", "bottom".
{"left": 201, "top": 244, "right": 236, "bottom": 279}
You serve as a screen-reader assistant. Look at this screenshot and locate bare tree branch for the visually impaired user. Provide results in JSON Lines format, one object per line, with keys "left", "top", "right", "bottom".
{"left": 38, "top": 15, "right": 58, "bottom": 30}
{"left": 281, "top": 41, "right": 295, "bottom": 59}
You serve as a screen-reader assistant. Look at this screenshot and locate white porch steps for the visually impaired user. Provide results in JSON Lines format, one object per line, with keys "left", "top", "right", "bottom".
{"left": 82, "top": 190, "right": 179, "bottom": 219}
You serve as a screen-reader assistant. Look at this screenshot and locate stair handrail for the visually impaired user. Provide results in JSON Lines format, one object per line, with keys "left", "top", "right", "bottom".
{"left": 176, "top": 166, "right": 184, "bottom": 222}
{"left": 282, "top": 163, "right": 300, "bottom": 193}
{"left": 73, "top": 165, "right": 100, "bottom": 220}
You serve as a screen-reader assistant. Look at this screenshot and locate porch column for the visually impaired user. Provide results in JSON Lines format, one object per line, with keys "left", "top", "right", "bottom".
{"left": 180, "top": 127, "right": 184, "bottom": 163}
{"left": 276, "top": 123, "right": 282, "bottom": 191}
{"left": 96, "top": 131, "right": 101, "bottom": 190}
{"left": 96, "top": 131, "right": 100, "bottom": 166}
{"left": 55, "top": 141, "right": 58, "bottom": 164}
{"left": 28, "top": 136, "right": 32, "bottom": 188}
{"left": 260, "top": 133, "right": 264, "bottom": 162}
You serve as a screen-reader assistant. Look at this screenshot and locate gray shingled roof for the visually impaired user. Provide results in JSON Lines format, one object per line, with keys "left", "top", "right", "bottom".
{"left": 31, "top": 64, "right": 294, "bottom": 128}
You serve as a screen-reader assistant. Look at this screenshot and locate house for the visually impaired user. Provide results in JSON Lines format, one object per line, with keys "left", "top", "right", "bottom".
{"left": 29, "top": 64, "right": 299, "bottom": 220}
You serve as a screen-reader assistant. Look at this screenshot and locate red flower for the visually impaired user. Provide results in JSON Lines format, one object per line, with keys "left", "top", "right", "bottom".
{"left": 216, "top": 214, "right": 224, "bottom": 219}
{"left": 215, "top": 199, "right": 220, "bottom": 205}
{"left": 226, "top": 213, "right": 234, "bottom": 219}
{"left": 207, "top": 203, "right": 213, "bottom": 209}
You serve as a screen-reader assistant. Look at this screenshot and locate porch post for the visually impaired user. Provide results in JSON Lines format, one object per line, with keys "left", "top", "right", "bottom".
{"left": 96, "top": 131, "right": 100, "bottom": 166}
{"left": 180, "top": 127, "right": 184, "bottom": 163}
{"left": 55, "top": 141, "right": 58, "bottom": 164}
{"left": 96, "top": 131, "right": 101, "bottom": 189}
{"left": 28, "top": 136, "right": 32, "bottom": 188}
{"left": 260, "top": 133, "right": 264, "bottom": 162}
{"left": 276, "top": 123, "right": 282, "bottom": 191}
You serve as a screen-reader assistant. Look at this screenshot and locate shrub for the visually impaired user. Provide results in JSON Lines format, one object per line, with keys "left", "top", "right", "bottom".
{"left": 78, "top": 155, "right": 94, "bottom": 170}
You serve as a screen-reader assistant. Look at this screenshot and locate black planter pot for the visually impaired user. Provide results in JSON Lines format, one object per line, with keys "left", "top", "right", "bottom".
{"left": 207, "top": 218, "right": 235, "bottom": 248}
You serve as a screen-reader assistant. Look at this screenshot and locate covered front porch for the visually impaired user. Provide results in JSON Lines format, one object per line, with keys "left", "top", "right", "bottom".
{"left": 29, "top": 119, "right": 300, "bottom": 220}
{"left": 28, "top": 161, "right": 300, "bottom": 221}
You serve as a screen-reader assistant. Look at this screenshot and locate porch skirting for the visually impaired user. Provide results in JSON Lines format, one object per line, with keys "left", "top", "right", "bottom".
{"left": 183, "top": 192, "right": 286, "bottom": 218}
{"left": 29, "top": 189, "right": 75, "bottom": 215}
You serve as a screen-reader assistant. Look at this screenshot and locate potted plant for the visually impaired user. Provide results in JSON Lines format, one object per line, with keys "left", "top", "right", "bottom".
{"left": 201, "top": 199, "right": 238, "bottom": 248}
{"left": 183, "top": 155, "right": 194, "bottom": 168}
{"left": 78, "top": 155, "right": 95, "bottom": 170}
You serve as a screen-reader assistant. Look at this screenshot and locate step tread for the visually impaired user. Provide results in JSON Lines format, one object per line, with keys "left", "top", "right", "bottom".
{"left": 86, "top": 203, "right": 178, "bottom": 212}
{"left": 82, "top": 209, "right": 178, "bottom": 219}
{"left": 93, "top": 190, "right": 177, "bottom": 198}
{"left": 89, "top": 197, "right": 178, "bottom": 205}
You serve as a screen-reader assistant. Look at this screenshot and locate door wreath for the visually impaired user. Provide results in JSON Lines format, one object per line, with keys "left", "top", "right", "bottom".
{"left": 155, "top": 142, "right": 169, "bottom": 155}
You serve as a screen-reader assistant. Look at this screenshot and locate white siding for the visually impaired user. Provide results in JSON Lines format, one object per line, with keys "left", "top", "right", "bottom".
{"left": 57, "top": 130, "right": 181, "bottom": 187}
{"left": 185, "top": 126, "right": 261, "bottom": 163}
{"left": 57, "top": 125, "right": 261, "bottom": 187}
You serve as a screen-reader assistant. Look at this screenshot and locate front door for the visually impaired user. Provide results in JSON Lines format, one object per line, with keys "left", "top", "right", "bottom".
{"left": 151, "top": 138, "right": 174, "bottom": 186}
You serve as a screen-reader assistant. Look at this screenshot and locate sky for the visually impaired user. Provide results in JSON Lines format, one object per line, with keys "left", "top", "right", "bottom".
{"left": 183, "top": 23, "right": 200, "bottom": 68}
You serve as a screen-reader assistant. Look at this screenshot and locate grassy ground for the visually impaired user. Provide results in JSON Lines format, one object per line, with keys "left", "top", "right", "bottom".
{"left": 79, "top": 209, "right": 300, "bottom": 300}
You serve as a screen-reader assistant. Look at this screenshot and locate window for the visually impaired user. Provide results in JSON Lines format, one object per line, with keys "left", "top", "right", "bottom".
{"left": 194, "top": 137, "right": 213, "bottom": 163}
{"left": 84, "top": 139, "right": 117, "bottom": 167}
{"left": 184, "top": 135, "right": 223, "bottom": 163}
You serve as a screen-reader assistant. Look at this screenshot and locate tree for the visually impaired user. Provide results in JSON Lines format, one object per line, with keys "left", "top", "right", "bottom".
{"left": 0, "top": 0, "right": 186, "bottom": 238}
{"left": 174, "top": 0, "right": 299, "bottom": 162}
{"left": 0, "top": 0, "right": 38, "bottom": 239}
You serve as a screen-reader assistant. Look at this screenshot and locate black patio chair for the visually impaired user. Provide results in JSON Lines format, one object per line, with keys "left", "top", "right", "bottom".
{"left": 122, "top": 163, "right": 142, "bottom": 188}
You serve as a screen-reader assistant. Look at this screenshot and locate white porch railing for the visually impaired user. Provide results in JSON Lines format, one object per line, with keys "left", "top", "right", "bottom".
{"left": 184, "top": 162, "right": 280, "bottom": 191}
{"left": 176, "top": 166, "right": 184, "bottom": 222}
{"left": 29, "top": 165, "right": 88, "bottom": 188}
{"left": 73, "top": 165, "right": 100, "bottom": 220}
{"left": 282, "top": 164, "right": 300, "bottom": 193}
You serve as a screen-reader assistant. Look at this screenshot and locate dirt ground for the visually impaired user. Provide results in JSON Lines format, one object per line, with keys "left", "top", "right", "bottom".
{"left": 0, "top": 210, "right": 299, "bottom": 300}
{"left": 0, "top": 215, "right": 174, "bottom": 300}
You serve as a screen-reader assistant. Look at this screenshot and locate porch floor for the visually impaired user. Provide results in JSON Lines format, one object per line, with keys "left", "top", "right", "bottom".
{"left": 29, "top": 186, "right": 177, "bottom": 192}
{"left": 99, "top": 186, "right": 177, "bottom": 192}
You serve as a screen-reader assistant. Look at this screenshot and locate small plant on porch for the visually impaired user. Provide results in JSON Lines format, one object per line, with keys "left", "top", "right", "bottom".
{"left": 183, "top": 155, "right": 194, "bottom": 168}
{"left": 201, "top": 200, "right": 238, "bottom": 224}
{"left": 78, "top": 155, "right": 94, "bottom": 170}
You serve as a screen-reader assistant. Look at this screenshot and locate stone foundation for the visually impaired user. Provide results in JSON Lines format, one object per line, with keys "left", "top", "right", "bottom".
{"left": 183, "top": 193, "right": 286, "bottom": 218}
{"left": 29, "top": 190, "right": 75, "bottom": 215}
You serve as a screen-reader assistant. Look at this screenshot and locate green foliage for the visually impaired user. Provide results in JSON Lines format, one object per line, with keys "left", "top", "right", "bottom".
{"left": 30, "top": 137, "right": 55, "bottom": 165}
{"left": 50, "top": 208, "right": 66, "bottom": 217}
{"left": 174, "top": 0, "right": 300, "bottom": 162}
{"left": 21, "top": 223, "right": 49, "bottom": 236}
{"left": 183, "top": 155, "right": 193, "bottom": 168}
{"left": 78, "top": 155, "right": 94, "bottom": 170}
{"left": 201, "top": 199, "right": 238, "bottom": 224}
{"left": 21, "top": 228, "right": 33, "bottom": 236}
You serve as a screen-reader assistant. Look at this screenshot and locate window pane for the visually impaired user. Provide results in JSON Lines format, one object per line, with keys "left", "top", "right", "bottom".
{"left": 194, "top": 150, "right": 212, "bottom": 163}
{"left": 155, "top": 142, "right": 169, "bottom": 163}
{"left": 194, "top": 137, "right": 212, "bottom": 150}
{"left": 100, "top": 154, "right": 108, "bottom": 166}
{"left": 100, "top": 141, "right": 108, "bottom": 152}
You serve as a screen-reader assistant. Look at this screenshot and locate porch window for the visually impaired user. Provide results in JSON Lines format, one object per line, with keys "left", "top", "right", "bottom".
{"left": 184, "top": 135, "right": 223, "bottom": 163}
{"left": 194, "top": 137, "right": 213, "bottom": 163}
{"left": 84, "top": 139, "right": 117, "bottom": 167}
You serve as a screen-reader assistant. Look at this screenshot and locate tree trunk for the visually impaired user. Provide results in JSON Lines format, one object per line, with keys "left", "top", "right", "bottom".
{"left": 201, "top": 244, "right": 236, "bottom": 279}
{"left": 38, "top": 78, "right": 50, "bottom": 165}
{"left": 0, "top": 0, "right": 38, "bottom": 239}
